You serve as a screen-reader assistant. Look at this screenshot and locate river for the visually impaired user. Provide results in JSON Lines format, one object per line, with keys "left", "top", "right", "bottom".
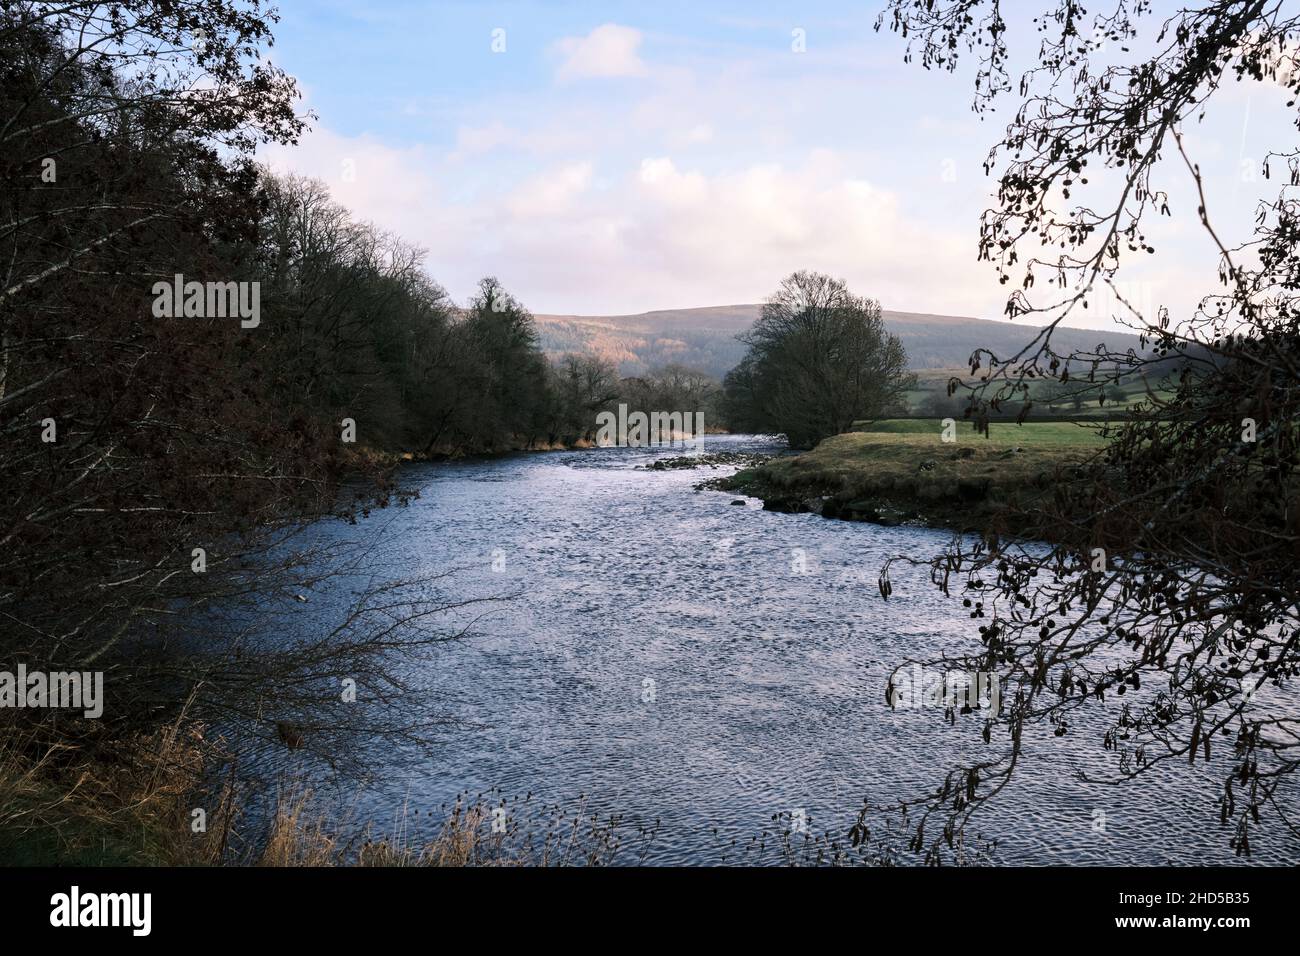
{"left": 246, "top": 434, "right": 1297, "bottom": 865}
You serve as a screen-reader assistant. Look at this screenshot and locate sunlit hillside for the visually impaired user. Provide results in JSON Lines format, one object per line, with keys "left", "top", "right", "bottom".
{"left": 533, "top": 306, "right": 1145, "bottom": 377}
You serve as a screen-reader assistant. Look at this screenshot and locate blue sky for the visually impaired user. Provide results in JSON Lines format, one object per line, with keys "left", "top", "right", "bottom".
{"left": 260, "top": 1, "right": 1281, "bottom": 328}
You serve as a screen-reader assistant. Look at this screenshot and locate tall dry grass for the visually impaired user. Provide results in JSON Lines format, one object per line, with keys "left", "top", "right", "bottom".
{"left": 2, "top": 711, "right": 650, "bottom": 866}
{"left": 253, "top": 788, "right": 652, "bottom": 867}
{"left": 0, "top": 715, "right": 236, "bottom": 865}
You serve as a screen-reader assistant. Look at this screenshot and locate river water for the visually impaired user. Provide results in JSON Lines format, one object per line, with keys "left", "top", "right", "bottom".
{"left": 253, "top": 434, "right": 1297, "bottom": 865}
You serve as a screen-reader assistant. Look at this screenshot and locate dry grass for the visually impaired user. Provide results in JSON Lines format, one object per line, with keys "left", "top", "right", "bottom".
{"left": 253, "top": 788, "right": 655, "bottom": 867}
{"left": 354, "top": 805, "right": 510, "bottom": 867}
{"left": 254, "top": 788, "right": 342, "bottom": 866}
{"left": 250, "top": 788, "right": 500, "bottom": 867}
{"left": 0, "top": 717, "right": 236, "bottom": 865}
{"left": 2, "top": 712, "right": 651, "bottom": 867}
{"left": 252, "top": 793, "right": 512, "bottom": 867}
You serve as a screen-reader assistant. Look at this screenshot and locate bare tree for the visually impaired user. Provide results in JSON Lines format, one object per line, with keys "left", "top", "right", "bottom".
{"left": 729, "top": 271, "right": 911, "bottom": 447}
{"left": 868, "top": 0, "right": 1300, "bottom": 859}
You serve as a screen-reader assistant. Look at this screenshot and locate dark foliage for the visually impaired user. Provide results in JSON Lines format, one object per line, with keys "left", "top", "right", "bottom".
{"left": 723, "top": 271, "right": 911, "bottom": 447}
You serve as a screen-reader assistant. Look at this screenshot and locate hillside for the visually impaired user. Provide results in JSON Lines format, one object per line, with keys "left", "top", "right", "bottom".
{"left": 533, "top": 305, "right": 1144, "bottom": 378}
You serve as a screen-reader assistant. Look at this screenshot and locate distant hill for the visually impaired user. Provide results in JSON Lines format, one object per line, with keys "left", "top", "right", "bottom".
{"left": 533, "top": 305, "right": 1145, "bottom": 379}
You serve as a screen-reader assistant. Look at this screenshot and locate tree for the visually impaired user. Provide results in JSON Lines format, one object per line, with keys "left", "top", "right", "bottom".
{"left": 726, "top": 271, "right": 911, "bottom": 448}
{"left": 618, "top": 362, "right": 719, "bottom": 429}
{"left": 1039, "top": 379, "right": 1087, "bottom": 412}
{"left": 0, "top": 5, "right": 479, "bottom": 780}
{"left": 455, "top": 277, "right": 551, "bottom": 449}
{"left": 869, "top": 0, "right": 1300, "bottom": 859}
{"left": 542, "top": 353, "right": 620, "bottom": 445}
{"left": 0, "top": 3, "right": 326, "bottom": 678}
{"left": 720, "top": 355, "right": 765, "bottom": 433}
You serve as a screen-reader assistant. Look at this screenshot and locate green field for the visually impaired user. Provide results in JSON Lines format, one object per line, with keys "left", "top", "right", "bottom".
{"left": 899, "top": 366, "right": 1171, "bottom": 418}
{"left": 859, "top": 418, "right": 1111, "bottom": 446}
{"left": 723, "top": 418, "right": 1108, "bottom": 529}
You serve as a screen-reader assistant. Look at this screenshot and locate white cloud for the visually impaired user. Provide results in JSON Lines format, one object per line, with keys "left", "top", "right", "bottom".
{"left": 265, "top": 120, "right": 998, "bottom": 314}
{"left": 507, "top": 162, "right": 594, "bottom": 217}
{"left": 617, "top": 154, "right": 984, "bottom": 310}
{"left": 259, "top": 126, "right": 440, "bottom": 243}
{"left": 261, "top": 119, "right": 1217, "bottom": 330}
{"left": 257, "top": 37, "right": 1214, "bottom": 327}
{"left": 555, "top": 24, "right": 648, "bottom": 81}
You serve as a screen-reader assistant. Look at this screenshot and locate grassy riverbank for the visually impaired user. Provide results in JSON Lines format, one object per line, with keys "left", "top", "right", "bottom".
{"left": 720, "top": 419, "right": 1109, "bottom": 531}
{"left": 0, "top": 721, "right": 234, "bottom": 865}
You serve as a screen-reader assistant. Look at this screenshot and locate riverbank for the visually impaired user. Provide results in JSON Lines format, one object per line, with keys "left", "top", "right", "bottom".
{"left": 354, "top": 428, "right": 730, "bottom": 468}
{"left": 716, "top": 419, "right": 1108, "bottom": 532}
{"left": 0, "top": 719, "right": 231, "bottom": 865}
{"left": 344, "top": 438, "right": 599, "bottom": 470}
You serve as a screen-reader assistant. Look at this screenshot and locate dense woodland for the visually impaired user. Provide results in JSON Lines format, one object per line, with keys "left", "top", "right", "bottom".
{"left": 248, "top": 173, "right": 724, "bottom": 456}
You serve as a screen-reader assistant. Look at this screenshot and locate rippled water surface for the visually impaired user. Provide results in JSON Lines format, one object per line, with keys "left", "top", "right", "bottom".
{"left": 257, "top": 435, "right": 1298, "bottom": 865}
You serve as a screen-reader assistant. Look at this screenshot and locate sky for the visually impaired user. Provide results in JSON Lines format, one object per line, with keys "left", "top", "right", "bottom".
{"left": 258, "top": 0, "right": 1286, "bottom": 330}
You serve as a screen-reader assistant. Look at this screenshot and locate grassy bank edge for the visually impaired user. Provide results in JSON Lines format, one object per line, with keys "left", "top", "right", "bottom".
{"left": 716, "top": 420, "right": 1108, "bottom": 533}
